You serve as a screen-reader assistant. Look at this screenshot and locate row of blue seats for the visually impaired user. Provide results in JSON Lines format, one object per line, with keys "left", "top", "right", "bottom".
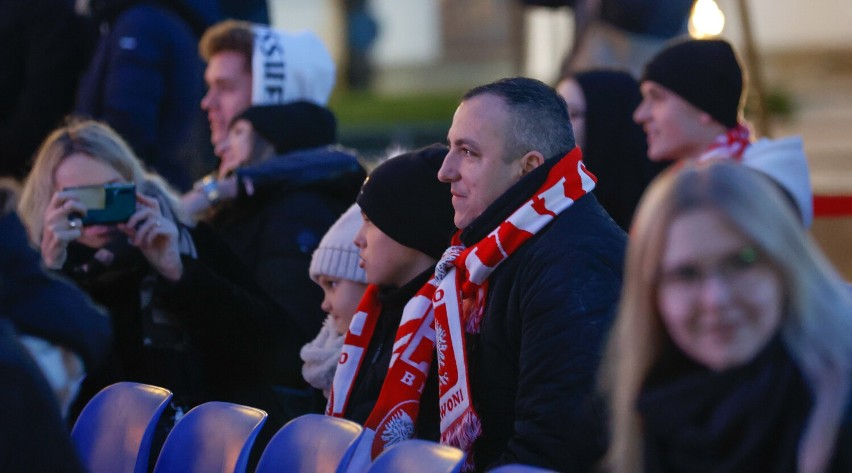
{"left": 71, "top": 381, "right": 555, "bottom": 473}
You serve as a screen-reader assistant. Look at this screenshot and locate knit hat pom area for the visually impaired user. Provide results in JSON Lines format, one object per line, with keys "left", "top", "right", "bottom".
{"left": 356, "top": 144, "right": 456, "bottom": 260}
{"left": 641, "top": 38, "right": 744, "bottom": 129}
{"left": 310, "top": 204, "right": 367, "bottom": 283}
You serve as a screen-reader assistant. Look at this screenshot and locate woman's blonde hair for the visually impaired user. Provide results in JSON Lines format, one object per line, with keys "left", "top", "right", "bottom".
{"left": 601, "top": 160, "right": 852, "bottom": 472}
{"left": 18, "top": 119, "right": 188, "bottom": 245}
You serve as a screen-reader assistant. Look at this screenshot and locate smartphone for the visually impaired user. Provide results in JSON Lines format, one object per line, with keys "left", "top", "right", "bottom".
{"left": 64, "top": 183, "right": 136, "bottom": 225}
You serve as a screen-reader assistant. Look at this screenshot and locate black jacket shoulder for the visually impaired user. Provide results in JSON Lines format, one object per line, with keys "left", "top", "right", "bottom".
{"left": 461, "top": 156, "right": 627, "bottom": 472}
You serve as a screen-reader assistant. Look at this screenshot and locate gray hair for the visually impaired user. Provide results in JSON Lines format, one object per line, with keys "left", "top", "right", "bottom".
{"left": 462, "top": 77, "right": 575, "bottom": 162}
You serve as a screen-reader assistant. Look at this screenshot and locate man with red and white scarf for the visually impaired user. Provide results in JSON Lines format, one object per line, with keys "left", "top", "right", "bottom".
{"left": 634, "top": 38, "right": 814, "bottom": 227}
{"left": 434, "top": 77, "right": 627, "bottom": 471}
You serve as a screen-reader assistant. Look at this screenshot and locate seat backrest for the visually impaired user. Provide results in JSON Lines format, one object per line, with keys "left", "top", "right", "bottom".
{"left": 152, "top": 401, "right": 267, "bottom": 473}
{"left": 71, "top": 381, "right": 173, "bottom": 473}
{"left": 366, "top": 439, "right": 465, "bottom": 473}
{"left": 255, "top": 413, "right": 363, "bottom": 473}
{"left": 488, "top": 464, "right": 559, "bottom": 473}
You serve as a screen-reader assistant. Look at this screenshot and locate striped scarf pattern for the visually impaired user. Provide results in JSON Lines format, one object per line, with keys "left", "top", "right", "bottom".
{"left": 699, "top": 123, "right": 751, "bottom": 162}
{"left": 330, "top": 148, "right": 595, "bottom": 472}
{"left": 329, "top": 281, "right": 440, "bottom": 472}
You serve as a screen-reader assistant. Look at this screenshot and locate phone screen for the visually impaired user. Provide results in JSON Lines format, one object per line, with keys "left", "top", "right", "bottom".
{"left": 64, "top": 183, "right": 136, "bottom": 225}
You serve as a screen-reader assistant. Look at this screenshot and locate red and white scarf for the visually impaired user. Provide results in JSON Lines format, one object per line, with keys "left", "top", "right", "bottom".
{"left": 699, "top": 123, "right": 751, "bottom": 162}
{"left": 329, "top": 148, "right": 596, "bottom": 472}
{"left": 328, "top": 281, "right": 440, "bottom": 472}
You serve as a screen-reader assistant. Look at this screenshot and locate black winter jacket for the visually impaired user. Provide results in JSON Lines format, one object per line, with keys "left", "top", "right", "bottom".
{"left": 0, "top": 211, "right": 111, "bottom": 372}
{"left": 63, "top": 222, "right": 304, "bottom": 427}
{"left": 75, "top": 0, "right": 213, "bottom": 190}
{"left": 458, "top": 154, "right": 627, "bottom": 472}
{"left": 209, "top": 146, "right": 365, "bottom": 367}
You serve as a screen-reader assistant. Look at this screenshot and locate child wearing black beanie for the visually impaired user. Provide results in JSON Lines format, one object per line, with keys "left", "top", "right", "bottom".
{"left": 356, "top": 143, "right": 456, "bottom": 264}
{"left": 334, "top": 143, "right": 455, "bottom": 438}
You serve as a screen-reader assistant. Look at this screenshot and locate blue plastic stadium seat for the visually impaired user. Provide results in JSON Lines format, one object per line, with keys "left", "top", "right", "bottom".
{"left": 152, "top": 401, "right": 267, "bottom": 473}
{"left": 255, "top": 413, "right": 363, "bottom": 473}
{"left": 366, "top": 439, "right": 465, "bottom": 473}
{"left": 71, "top": 381, "right": 173, "bottom": 473}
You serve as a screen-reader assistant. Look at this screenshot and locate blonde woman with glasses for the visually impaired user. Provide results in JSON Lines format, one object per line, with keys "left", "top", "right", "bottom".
{"left": 601, "top": 161, "right": 852, "bottom": 473}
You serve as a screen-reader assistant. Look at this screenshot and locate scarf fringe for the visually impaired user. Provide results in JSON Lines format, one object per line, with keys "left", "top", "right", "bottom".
{"left": 441, "top": 409, "right": 482, "bottom": 471}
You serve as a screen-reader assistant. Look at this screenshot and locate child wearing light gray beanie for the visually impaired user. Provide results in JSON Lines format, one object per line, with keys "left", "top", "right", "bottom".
{"left": 301, "top": 203, "right": 367, "bottom": 397}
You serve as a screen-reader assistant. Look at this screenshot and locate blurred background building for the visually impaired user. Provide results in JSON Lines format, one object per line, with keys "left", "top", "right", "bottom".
{"left": 266, "top": 0, "right": 852, "bottom": 278}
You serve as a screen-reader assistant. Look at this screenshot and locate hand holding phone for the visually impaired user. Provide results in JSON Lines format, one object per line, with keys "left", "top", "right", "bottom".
{"left": 121, "top": 193, "right": 183, "bottom": 281}
{"left": 41, "top": 192, "right": 87, "bottom": 269}
{"left": 62, "top": 183, "right": 136, "bottom": 225}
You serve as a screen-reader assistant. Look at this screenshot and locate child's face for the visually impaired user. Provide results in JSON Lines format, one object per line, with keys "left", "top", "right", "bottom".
{"left": 353, "top": 213, "right": 427, "bottom": 288}
{"left": 317, "top": 276, "right": 368, "bottom": 334}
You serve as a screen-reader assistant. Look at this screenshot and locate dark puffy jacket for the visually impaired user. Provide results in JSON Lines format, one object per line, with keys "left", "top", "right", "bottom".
{"left": 209, "top": 146, "right": 366, "bottom": 363}
{"left": 458, "top": 154, "right": 627, "bottom": 472}
{"left": 75, "top": 0, "right": 213, "bottom": 190}
{"left": 63, "top": 222, "right": 302, "bottom": 411}
{"left": 62, "top": 221, "right": 304, "bottom": 467}
{"left": 0, "top": 211, "right": 111, "bottom": 372}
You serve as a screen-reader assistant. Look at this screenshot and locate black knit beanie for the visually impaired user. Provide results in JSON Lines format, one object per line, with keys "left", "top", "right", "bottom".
{"left": 356, "top": 144, "right": 455, "bottom": 260}
{"left": 235, "top": 101, "right": 336, "bottom": 154}
{"left": 641, "top": 39, "right": 744, "bottom": 129}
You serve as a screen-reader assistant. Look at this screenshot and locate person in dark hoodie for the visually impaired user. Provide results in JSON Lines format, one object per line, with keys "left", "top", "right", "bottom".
{"left": 556, "top": 69, "right": 669, "bottom": 230}
{"left": 75, "top": 0, "right": 218, "bottom": 190}
{"left": 192, "top": 101, "right": 366, "bottom": 415}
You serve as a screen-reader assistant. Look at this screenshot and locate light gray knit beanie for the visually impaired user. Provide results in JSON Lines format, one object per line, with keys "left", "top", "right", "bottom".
{"left": 309, "top": 203, "right": 367, "bottom": 283}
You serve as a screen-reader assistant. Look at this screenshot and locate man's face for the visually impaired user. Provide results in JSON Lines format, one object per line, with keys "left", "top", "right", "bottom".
{"left": 201, "top": 51, "right": 252, "bottom": 150}
{"left": 634, "top": 81, "right": 714, "bottom": 162}
{"left": 438, "top": 94, "right": 526, "bottom": 230}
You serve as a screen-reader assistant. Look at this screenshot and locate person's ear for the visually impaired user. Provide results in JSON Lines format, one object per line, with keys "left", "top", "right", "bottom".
{"left": 519, "top": 151, "right": 545, "bottom": 177}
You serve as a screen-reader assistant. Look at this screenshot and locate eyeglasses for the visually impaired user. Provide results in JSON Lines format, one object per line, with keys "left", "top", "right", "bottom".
{"left": 659, "top": 246, "right": 766, "bottom": 293}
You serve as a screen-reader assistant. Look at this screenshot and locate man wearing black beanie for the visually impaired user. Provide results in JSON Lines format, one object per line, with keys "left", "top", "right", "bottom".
{"left": 327, "top": 144, "right": 455, "bottom": 451}
{"left": 635, "top": 38, "right": 814, "bottom": 227}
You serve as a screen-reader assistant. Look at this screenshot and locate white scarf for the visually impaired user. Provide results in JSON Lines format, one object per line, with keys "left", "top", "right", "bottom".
{"left": 300, "top": 315, "right": 344, "bottom": 398}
